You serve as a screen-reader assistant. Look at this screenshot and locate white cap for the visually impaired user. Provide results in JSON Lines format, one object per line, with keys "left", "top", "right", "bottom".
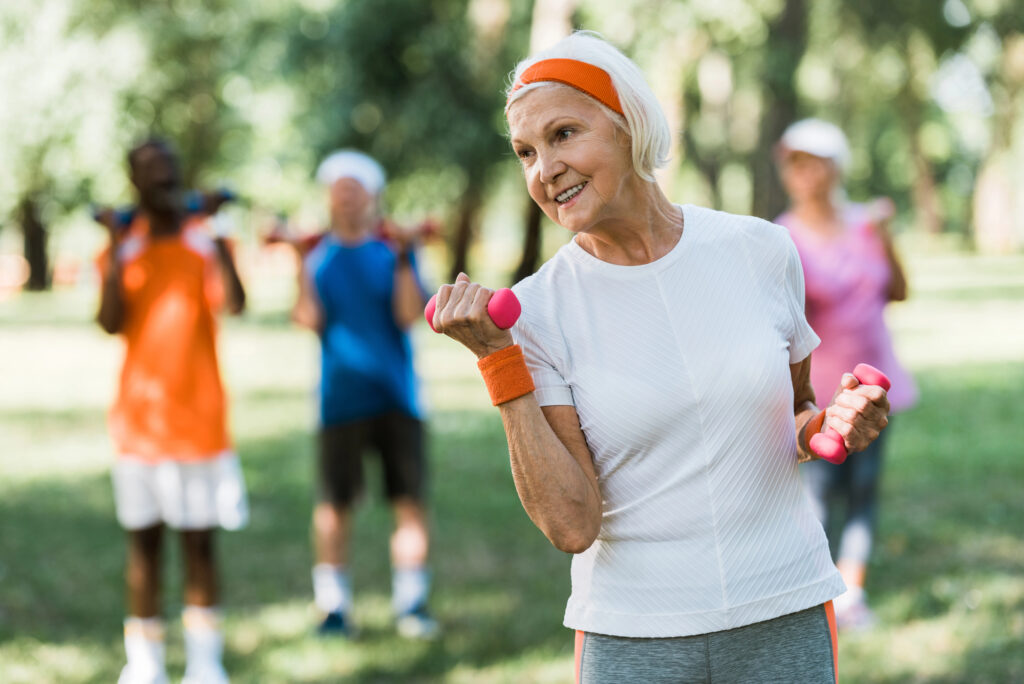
{"left": 316, "top": 150, "right": 386, "bottom": 195}
{"left": 778, "top": 119, "right": 851, "bottom": 172}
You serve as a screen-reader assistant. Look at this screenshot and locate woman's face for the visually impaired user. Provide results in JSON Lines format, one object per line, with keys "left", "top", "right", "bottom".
{"left": 779, "top": 150, "right": 838, "bottom": 204}
{"left": 508, "top": 85, "right": 635, "bottom": 234}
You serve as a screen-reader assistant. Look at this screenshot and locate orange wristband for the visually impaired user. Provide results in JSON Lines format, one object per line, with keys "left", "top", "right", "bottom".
{"left": 477, "top": 345, "right": 535, "bottom": 406}
{"left": 803, "top": 409, "right": 827, "bottom": 447}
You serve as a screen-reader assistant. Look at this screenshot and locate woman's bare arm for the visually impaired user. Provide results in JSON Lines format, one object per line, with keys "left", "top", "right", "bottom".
{"left": 432, "top": 273, "right": 602, "bottom": 553}
{"left": 499, "top": 398, "right": 602, "bottom": 553}
{"left": 791, "top": 356, "right": 821, "bottom": 463}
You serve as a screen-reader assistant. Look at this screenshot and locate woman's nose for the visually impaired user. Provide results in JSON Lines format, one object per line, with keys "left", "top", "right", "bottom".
{"left": 537, "top": 153, "right": 565, "bottom": 185}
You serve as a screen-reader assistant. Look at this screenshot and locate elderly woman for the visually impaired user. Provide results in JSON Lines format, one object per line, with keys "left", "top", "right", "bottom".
{"left": 431, "top": 33, "right": 889, "bottom": 682}
{"left": 775, "top": 119, "right": 917, "bottom": 630}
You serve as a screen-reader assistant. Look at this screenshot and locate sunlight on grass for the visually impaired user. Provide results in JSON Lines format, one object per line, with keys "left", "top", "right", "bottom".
{"left": 887, "top": 252, "right": 1024, "bottom": 370}
{"left": 1, "top": 249, "right": 1021, "bottom": 683}
{"left": 1, "top": 640, "right": 108, "bottom": 684}
{"left": 845, "top": 574, "right": 1024, "bottom": 682}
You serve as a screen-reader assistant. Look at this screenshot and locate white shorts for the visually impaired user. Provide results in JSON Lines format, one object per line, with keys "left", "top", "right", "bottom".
{"left": 112, "top": 451, "right": 249, "bottom": 531}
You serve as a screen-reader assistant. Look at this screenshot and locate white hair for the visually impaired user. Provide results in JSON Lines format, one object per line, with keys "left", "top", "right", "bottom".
{"left": 316, "top": 149, "right": 387, "bottom": 195}
{"left": 506, "top": 31, "right": 671, "bottom": 183}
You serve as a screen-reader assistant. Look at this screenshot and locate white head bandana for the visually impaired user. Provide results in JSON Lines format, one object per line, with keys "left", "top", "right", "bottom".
{"left": 779, "top": 119, "right": 851, "bottom": 173}
{"left": 316, "top": 150, "right": 386, "bottom": 195}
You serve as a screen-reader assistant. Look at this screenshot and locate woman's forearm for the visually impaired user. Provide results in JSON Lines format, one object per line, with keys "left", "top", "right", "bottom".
{"left": 498, "top": 397, "right": 603, "bottom": 554}
{"left": 794, "top": 401, "right": 823, "bottom": 463}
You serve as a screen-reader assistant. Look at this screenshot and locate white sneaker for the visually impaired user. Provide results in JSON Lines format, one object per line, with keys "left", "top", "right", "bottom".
{"left": 395, "top": 604, "right": 441, "bottom": 641}
{"left": 118, "top": 664, "right": 169, "bottom": 684}
{"left": 181, "top": 663, "right": 229, "bottom": 684}
{"left": 834, "top": 588, "right": 877, "bottom": 631}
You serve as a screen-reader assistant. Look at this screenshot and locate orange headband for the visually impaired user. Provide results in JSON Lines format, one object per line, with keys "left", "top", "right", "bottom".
{"left": 509, "top": 58, "right": 624, "bottom": 116}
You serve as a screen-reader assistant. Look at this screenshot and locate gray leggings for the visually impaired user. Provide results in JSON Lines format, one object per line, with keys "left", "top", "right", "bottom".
{"left": 575, "top": 604, "right": 837, "bottom": 684}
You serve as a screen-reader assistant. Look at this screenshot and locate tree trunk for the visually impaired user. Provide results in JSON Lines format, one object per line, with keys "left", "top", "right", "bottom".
{"left": 651, "top": 35, "right": 689, "bottom": 195}
{"left": 506, "top": 0, "right": 577, "bottom": 283}
{"left": 909, "top": 147, "right": 943, "bottom": 234}
{"left": 897, "top": 87, "right": 944, "bottom": 235}
{"left": 972, "top": 35, "right": 1023, "bottom": 252}
{"left": 972, "top": 153, "right": 1019, "bottom": 253}
{"left": 751, "top": 0, "right": 806, "bottom": 221}
{"left": 448, "top": 185, "right": 483, "bottom": 281}
{"left": 528, "top": 0, "right": 576, "bottom": 51}
{"left": 19, "top": 196, "right": 49, "bottom": 291}
{"left": 512, "top": 200, "right": 543, "bottom": 284}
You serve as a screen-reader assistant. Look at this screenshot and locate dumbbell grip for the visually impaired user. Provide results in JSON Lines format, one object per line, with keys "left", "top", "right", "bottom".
{"left": 424, "top": 288, "right": 521, "bottom": 332}
{"left": 808, "top": 363, "right": 891, "bottom": 464}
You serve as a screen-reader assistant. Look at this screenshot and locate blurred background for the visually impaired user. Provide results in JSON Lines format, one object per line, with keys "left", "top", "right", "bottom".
{"left": 0, "top": 0, "right": 1021, "bottom": 682}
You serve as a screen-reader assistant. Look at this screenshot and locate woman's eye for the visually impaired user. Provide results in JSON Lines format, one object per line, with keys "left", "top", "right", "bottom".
{"left": 556, "top": 128, "right": 573, "bottom": 141}
{"left": 516, "top": 148, "right": 533, "bottom": 161}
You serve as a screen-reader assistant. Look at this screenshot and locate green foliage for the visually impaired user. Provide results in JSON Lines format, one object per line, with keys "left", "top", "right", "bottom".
{"left": 0, "top": 0, "right": 144, "bottom": 221}
{"left": 279, "top": 0, "right": 531, "bottom": 204}
{"left": 69, "top": 0, "right": 258, "bottom": 188}
{"left": 3, "top": 0, "right": 1024, "bottom": 257}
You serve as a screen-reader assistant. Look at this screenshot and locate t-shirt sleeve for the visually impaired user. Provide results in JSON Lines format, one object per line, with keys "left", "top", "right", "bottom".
{"left": 781, "top": 231, "right": 820, "bottom": 363}
{"left": 511, "top": 312, "right": 575, "bottom": 407}
{"left": 183, "top": 220, "right": 227, "bottom": 312}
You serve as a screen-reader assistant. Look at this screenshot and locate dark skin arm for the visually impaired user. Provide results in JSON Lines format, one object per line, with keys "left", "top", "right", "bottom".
{"left": 213, "top": 237, "right": 246, "bottom": 315}
{"left": 96, "top": 213, "right": 125, "bottom": 335}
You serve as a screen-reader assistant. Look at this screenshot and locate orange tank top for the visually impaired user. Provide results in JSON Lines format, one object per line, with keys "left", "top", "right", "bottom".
{"left": 99, "top": 216, "right": 230, "bottom": 461}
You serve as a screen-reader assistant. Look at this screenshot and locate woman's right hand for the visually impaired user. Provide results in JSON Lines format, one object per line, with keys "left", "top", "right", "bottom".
{"left": 430, "top": 273, "right": 514, "bottom": 359}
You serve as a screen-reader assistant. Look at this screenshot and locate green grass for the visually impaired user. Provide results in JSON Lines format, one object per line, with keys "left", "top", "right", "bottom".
{"left": 1, "top": 250, "right": 1022, "bottom": 682}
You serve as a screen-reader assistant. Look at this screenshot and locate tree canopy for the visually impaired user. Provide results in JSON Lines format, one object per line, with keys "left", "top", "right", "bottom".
{"left": 3, "top": 0, "right": 1023, "bottom": 289}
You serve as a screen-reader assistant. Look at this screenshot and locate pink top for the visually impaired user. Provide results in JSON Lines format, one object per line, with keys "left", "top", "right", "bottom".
{"left": 776, "top": 204, "right": 917, "bottom": 413}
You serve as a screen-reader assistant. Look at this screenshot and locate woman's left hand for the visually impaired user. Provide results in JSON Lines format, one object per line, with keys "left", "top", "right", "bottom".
{"left": 824, "top": 373, "right": 891, "bottom": 453}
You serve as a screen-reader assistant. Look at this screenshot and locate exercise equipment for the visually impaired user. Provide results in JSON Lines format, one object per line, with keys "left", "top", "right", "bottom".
{"left": 809, "top": 363, "right": 891, "bottom": 464}
{"left": 424, "top": 288, "right": 521, "bottom": 332}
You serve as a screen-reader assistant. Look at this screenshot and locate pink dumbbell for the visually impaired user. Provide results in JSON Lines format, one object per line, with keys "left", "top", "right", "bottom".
{"left": 809, "top": 363, "right": 892, "bottom": 465}
{"left": 424, "top": 287, "right": 521, "bottom": 333}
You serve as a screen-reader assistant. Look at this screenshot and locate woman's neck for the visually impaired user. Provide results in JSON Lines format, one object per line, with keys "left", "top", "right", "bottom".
{"left": 791, "top": 195, "right": 840, "bottom": 234}
{"left": 575, "top": 183, "right": 683, "bottom": 266}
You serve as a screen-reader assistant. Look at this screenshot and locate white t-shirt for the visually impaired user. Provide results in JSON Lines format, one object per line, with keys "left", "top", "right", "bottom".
{"left": 511, "top": 204, "right": 844, "bottom": 638}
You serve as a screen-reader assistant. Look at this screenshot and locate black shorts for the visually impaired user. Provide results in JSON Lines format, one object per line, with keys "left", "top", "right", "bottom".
{"left": 317, "top": 412, "right": 426, "bottom": 506}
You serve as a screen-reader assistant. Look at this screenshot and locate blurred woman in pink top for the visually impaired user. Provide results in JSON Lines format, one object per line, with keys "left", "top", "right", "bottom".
{"left": 775, "top": 119, "right": 917, "bottom": 630}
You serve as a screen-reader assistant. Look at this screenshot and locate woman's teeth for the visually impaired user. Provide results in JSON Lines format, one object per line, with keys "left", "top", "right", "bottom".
{"left": 556, "top": 183, "right": 586, "bottom": 204}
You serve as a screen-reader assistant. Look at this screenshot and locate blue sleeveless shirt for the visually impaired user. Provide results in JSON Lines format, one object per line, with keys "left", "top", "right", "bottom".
{"left": 305, "top": 234, "right": 424, "bottom": 426}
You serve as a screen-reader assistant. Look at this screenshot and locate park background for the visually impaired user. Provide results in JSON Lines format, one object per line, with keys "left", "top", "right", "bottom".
{"left": 1, "top": 0, "right": 1022, "bottom": 682}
